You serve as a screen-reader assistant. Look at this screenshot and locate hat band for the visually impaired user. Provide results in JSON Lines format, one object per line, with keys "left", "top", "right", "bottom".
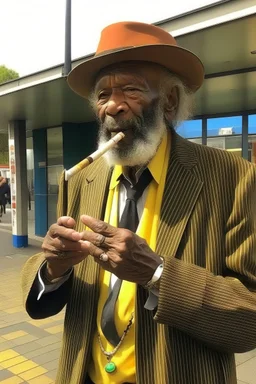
{"left": 95, "top": 46, "right": 134, "bottom": 57}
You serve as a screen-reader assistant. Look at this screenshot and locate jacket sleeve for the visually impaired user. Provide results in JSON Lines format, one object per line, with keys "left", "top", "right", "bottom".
{"left": 154, "top": 165, "right": 256, "bottom": 353}
{"left": 21, "top": 253, "right": 73, "bottom": 319}
{"left": 21, "top": 172, "right": 72, "bottom": 319}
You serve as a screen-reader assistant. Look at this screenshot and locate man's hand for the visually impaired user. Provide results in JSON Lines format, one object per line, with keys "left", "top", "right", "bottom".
{"left": 42, "top": 216, "right": 90, "bottom": 280}
{"left": 80, "top": 215, "right": 162, "bottom": 286}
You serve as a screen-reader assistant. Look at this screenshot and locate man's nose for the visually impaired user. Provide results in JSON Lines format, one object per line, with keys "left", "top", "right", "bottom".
{"left": 105, "top": 90, "right": 128, "bottom": 116}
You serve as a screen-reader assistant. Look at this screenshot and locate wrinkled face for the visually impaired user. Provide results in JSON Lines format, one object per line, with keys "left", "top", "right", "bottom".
{"left": 92, "top": 62, "right": 168, "bottom": 166}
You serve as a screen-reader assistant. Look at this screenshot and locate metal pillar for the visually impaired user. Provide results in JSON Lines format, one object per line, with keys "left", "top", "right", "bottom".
{"left": 8, "top": 121, "right": 28, "bottom": 247}
{"left": 33, "top": 129, "right": 48, "bottom": 237}
{"left": 202, "top": 117, "right": 207, "bottom": 145}
{"left": 63, "top": 0, "right": 72, "bottom": 76}
{"left": 242, "top": 114, "right": 248, "bottom": 160}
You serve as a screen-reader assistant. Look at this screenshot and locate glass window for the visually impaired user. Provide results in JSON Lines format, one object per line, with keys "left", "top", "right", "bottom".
{"left": 207, "top": 135, "right": 242, "bottom": 156}
{"left": 207, "top": 136, "right": 242, "bottom": 156}
{"left": 207, "top": 116, "right": 242, "bottom": 156}
{"left": 47, "top": 165, "right": 64, "bottom": 226}
{"left": 176, "top": 119, "right": 202, "bottom": 140}
{"left": 47, "top": 127, "right": 63, "bottom": 227}
{"left": 249, "top": 115, "right": 256, "bottom": 134}
{"left": 207, "top": 116, "right": 242, "bottom": 137}
{"left": 248, "top": 135, "right": 256, "bottom": 164}
{"left": 47, "top": 127, "right": 63, "bottom": 166}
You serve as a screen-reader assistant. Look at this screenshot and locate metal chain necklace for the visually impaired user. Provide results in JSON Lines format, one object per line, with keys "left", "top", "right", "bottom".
{"left": 97, "top": 312, "right": 134, "bottom": 374}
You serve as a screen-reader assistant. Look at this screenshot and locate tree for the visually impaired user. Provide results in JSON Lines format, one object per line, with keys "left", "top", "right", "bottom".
{"left": 0, "top": 65, "right": 19, "bottom": 84}
{"left": 0, "top": 134, "right": 9, "bottom": 164}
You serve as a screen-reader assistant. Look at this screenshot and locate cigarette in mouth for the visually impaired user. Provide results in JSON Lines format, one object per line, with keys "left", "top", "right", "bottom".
{"left": 65, "top": 131, "right": 125, "bottom": 181}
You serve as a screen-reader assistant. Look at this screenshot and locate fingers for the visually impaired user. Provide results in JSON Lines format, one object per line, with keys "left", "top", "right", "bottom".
{"left": 82, "top": 240, "right": 119, "bottom": 265}
{"left": 81, "top": 215, "right": 117, "bottom": 237}
{"left": 42, "top": 236, "right": 90, "bottom": 253}
{"left": 42, "top": 216, "right": 92, "bottom": 274}
{"left": 57, "top": 216, "right": 76, "bottom": 228}
{"left": 49, "top": 221, "right": 82, "bottom": 242}
{"left": 80, "top": 231, "right": 108, "bottom": 248}
{"left": 45, "top": 250, "right": 89, "bottom": 278}
{"left": 45, "top": 250, "right": 88, "bottom": 261}
{"left": 42, "top": 216, "right": 83, "bottom": 257}
{"left": 80, "top": 240, "right": 100, "bottom": 258}
{"left": 44, "top": 215, "right": 120, "bottom": 266}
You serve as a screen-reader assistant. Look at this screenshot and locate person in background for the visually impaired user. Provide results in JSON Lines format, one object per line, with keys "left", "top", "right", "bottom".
{"left": 21, "top": 21, "right": 256, "bottom": 384}
{"left": 0, "top": 176, "right": 8, "bottom": 218}
{"left": 0, "top": 175, "right": 6, "bottom": 187}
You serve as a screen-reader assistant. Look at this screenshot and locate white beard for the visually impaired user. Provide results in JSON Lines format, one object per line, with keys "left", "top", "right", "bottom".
{"left": 98, "top": 119, "right": 167, "bottom": 167}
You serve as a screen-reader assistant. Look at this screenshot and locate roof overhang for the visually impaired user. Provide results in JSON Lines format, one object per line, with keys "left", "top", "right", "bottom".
{"left": 0, "top": 0, "right": 255, "bottom": 133}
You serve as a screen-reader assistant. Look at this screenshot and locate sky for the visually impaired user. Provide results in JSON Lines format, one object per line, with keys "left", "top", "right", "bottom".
{"left": 0, "top": 0, "right": 224, "bottom": 77}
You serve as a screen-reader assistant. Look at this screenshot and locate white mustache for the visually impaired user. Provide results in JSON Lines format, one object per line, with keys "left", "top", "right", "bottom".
{"left": 103, "top": 115, "right": 140, "bottom": 131}
{"left": 104, "top": 116, "right": 120, "bottom": 128}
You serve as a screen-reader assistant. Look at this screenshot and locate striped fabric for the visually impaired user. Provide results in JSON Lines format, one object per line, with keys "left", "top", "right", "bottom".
{"left": 21, "top": 130, "right": 256, "bottom": 384}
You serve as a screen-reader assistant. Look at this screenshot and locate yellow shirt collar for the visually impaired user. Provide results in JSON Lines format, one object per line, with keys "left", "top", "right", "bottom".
{"left": 109, "top": 131, "right": 168, "bottom": 190}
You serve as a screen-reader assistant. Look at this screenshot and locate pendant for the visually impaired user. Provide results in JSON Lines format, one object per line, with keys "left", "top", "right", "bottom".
{"left": 105, "top": 361, "right": 116, "bottom": 373}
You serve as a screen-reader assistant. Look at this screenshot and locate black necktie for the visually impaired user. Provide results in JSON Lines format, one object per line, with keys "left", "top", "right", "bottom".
{"left": 101, "top": 168, "right": 153, "bottom": 346}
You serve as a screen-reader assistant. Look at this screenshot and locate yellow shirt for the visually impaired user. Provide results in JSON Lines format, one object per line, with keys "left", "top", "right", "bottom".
{"left": 88, "top": 131, "right": 171, "bottom": 384}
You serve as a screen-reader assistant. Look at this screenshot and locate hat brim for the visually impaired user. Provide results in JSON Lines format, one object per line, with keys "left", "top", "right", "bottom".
{"left": 67, "top": 44, "right": 204, "bottom": 98}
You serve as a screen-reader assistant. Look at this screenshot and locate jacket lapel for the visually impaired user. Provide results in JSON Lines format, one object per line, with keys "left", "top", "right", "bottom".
{"left": 156, "top": 132, "right": 204, "bottom": 258}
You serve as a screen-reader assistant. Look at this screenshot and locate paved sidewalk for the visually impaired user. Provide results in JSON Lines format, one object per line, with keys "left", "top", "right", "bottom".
{"left": 0, "top": 207, "right": 40, "bottom": 242}
{"left": 0, "top": 225, "right": 255, "bottom": 383}
{"left": 0, "top": 230, "right": 64, "bottom": 384}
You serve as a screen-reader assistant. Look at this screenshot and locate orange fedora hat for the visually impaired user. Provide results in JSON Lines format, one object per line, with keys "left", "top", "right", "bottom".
{"left": 67, "top": 21, "right": 204, "bottom": 98}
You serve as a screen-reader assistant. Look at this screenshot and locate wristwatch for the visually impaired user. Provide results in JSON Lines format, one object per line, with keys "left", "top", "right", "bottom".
{"left": 144, "top": 258, "right": 164, "bottom": 291}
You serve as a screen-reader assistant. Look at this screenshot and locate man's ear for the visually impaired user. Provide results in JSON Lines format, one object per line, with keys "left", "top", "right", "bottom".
{"left": 164, "top": 86, "right": 179, "bottom": 122}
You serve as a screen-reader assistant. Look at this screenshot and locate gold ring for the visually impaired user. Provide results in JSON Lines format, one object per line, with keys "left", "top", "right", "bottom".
{"left": 99, "top": 252, "right": 109, "bottom": 262}
{"left": 99, "top": 235, "right": 106, "bottom": 246}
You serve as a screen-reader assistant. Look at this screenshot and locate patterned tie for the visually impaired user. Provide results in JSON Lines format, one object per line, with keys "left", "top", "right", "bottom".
{"left": 101, "top": 168, "right": 153, "bottom": 346}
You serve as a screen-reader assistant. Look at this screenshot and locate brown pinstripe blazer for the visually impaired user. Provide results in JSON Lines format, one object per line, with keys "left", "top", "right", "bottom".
{"left": 22, "top": 131, "right": 256, "bottom": 384}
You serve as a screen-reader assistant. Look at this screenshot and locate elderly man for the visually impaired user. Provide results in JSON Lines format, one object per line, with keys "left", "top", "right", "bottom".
{"left": 22, "top": 22, "right": 256, "bottom": 384}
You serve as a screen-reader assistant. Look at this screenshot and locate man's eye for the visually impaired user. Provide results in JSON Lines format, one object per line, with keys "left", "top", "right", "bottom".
{"left": 98, "top": 92, "right": 109, "bottom": 100}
